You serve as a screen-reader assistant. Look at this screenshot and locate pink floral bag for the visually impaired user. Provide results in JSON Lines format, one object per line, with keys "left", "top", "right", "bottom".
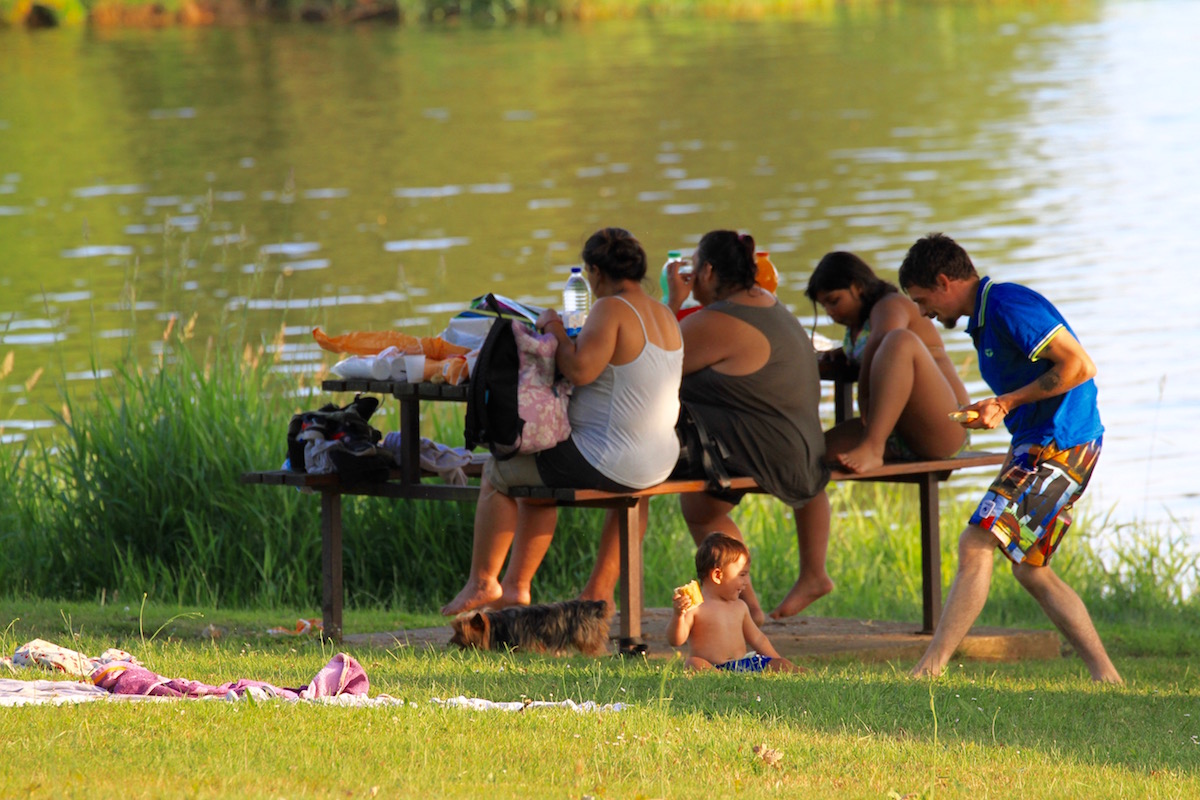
{"left": 511, "top": 321, "right": 572, "bottom": 454}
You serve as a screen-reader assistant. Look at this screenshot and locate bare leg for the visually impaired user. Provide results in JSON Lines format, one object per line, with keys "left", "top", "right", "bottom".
{"left": 441, "top": 474, "right": 513, "bottom": 615}
{"left": 680, "top": 493, "right": 766, "bottom": 625}
{"left": 493, "top": 501, "right": 560, "bottom": 608}
{"left": 684, "top": 654, "right": 715, "bottom": 671}
{"left": 836, "top": 329, "right": 966, "bottom": 473}
{"left": 911, "top": 525, "right": 996, "bottom": 677}
{"left": 580, "top": 499, "right": 650, "bottom": 617}
{"left": 769, "top": 489, "right": 834, "bottom": 619}
{"left": 1012, "top": 562, "right": 1122, "bottom": 683}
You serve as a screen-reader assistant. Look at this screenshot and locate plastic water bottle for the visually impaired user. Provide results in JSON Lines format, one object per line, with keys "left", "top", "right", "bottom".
{"left": 562, "top": 266, "right": 591, "bottom": 337}
{"left": 660, "top": 250, "right": 698, "bottom": 312}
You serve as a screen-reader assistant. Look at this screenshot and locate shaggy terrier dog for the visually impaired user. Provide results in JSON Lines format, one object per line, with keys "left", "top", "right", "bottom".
{"left": 449, "top": 599, "right": 610, "bottom": 656}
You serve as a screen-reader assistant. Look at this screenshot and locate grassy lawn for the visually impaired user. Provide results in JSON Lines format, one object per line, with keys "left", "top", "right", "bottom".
{"left": 3, "top": 599, "right": 1197, "bottom": 798}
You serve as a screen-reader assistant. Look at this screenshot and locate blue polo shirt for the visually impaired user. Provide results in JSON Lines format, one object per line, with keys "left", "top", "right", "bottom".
{"left": 966, "top": 277, "right": 1103, "bottom": 449}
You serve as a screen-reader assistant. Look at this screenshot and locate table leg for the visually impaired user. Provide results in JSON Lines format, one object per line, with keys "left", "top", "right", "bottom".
{"left": 917, "top": 473, "right": 942, "bottom": 634}
{"left": 617, "top": 498, "right": 646, "bottom": 655}
{"left": 321, "top": 491, "right": 344, "bottom": 643}
{"left": 400, "top": 397, "right": 420, "bottom": 486}
{"left": 834, "top": 376, "right": 855, "bottom": 425}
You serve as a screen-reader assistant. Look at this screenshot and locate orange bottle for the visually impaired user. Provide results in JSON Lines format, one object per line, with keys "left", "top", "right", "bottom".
{"left": 755, "top": 250, "right": 779, "bottom": 294}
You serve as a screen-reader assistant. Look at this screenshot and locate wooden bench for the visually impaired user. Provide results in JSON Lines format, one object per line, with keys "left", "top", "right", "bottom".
{"left": 506, "top": 452, "right": 1006, "bottom": 653}
{"left": 242, "top": 402, "right": 1005, "bottom": 646}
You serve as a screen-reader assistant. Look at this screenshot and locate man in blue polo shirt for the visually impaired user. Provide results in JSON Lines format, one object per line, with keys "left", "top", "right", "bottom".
{"left": 898, "top": 233, "right": 1121, "bottom": 683}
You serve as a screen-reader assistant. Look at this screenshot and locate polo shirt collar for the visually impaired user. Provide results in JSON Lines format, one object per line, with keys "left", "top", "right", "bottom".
{"left": 966, "top": 276, "right": 993, "bottom": 336}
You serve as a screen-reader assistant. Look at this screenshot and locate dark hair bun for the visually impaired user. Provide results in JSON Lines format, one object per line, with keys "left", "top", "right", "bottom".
{"left": 581, "top": 228, "right": 647, "bottom": 283}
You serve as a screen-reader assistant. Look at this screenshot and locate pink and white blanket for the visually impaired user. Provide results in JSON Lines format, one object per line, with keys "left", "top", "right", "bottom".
{"left": 2, "top": 639, "right": 367, "bottom": 706}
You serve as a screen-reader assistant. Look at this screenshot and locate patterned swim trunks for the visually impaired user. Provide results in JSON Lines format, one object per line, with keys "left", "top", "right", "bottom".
{"left": 970, "top": 437, "right": 1102, "bottom": 566}
{"left": 715, "top": 651, "right": 772, "bottom": 673}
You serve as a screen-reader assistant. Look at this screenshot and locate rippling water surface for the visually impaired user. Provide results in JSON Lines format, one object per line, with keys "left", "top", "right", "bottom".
{"left": 1, "top": 0, "right": 1197, "bottom": 537}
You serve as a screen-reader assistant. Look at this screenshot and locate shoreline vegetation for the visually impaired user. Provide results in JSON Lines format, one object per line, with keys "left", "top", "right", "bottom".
{"left": 6, "top": 0, "right": 926, "bottom": 30}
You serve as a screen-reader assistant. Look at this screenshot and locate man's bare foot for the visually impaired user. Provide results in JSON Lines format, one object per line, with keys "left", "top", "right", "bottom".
{"left": 910, "top": 662, "right": 941, "bottom": 678}
{"left": 440, "top": 578, "right": 502, "bottom": 616}
{"left": 768, "top": 574, "right": 834, "bottom": 619}
{"left": 835, "top": 442, "right": 885, "bottom": 474}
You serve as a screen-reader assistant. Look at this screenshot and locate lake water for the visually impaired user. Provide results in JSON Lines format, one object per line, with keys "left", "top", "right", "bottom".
{"left": 1, "top": 0, "right": 1197, "bottom": 539}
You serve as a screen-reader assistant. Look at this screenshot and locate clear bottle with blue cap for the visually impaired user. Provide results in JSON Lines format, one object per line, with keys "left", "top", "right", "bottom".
{"left": 562, "top": 266, "right": 591, "bottom": 337}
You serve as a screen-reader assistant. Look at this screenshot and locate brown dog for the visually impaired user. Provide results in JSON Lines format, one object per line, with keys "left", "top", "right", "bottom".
{"left": 449, "top": 599, "right": 610, "bottom": 657}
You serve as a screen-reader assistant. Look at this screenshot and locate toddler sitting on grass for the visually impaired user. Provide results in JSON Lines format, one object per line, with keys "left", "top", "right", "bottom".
{"left": 667, "top": 532, "right": 801, "bottom": 673}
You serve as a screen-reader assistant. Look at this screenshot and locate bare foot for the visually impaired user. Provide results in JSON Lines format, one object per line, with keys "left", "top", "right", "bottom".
{"left": 488, "top": 587, "right": 532, "bottom": 610}
{"left": 910, "top": 662, "right": 941, "bottom": 679}
{"left": 835, "top": 442, "right": 884, "bottom": 474}
{"left": 768, "top": 574, "right": 834, "bottom": 619}
{"left": 440, "top": 578, "right": 502, "bottom": 616}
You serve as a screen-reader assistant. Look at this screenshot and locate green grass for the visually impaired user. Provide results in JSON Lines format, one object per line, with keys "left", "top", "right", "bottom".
{"left": 2, "top": 600, "right": 1198, "bottom": 799}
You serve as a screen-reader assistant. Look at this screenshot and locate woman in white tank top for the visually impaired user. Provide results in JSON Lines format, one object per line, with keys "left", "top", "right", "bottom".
{"left": 442, "top": 228, "right": 682, "bottom": 617}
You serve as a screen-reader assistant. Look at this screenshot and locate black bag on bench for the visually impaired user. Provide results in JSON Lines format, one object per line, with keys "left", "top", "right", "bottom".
{"left": 672, "top": 401, "right": 733, "bottom": 492}
{"left": 286, "top": 394, "right": 392, "bottom": 485}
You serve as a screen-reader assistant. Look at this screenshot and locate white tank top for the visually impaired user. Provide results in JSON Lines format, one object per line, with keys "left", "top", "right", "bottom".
{"left": 569, "top": 296, "right": 682, "bottom": 489}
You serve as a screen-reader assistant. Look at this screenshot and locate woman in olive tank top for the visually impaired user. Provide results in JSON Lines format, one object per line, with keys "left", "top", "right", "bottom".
{"left": 580, "top": 231, "right": 833, "bottom": 624}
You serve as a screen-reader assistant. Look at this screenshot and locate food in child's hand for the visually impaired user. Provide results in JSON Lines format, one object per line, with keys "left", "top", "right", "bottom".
{"left": 948, "top": 409, "right": 980, "bottom": 423}
{"left": 674, "top": 579, "right": 703, "bottom": 609}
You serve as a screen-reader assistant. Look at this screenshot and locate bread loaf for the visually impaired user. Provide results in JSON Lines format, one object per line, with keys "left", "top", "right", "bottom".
{"left": 674, "top": 579, "right": 704, "bottom": 609}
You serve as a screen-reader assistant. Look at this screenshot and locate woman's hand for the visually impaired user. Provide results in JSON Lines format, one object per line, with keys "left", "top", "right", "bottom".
{"left": 664, "top": 259, "right": 693, "bottom": 314}
{"left": 536, "top": 309, "right": 562, "bottom": 334}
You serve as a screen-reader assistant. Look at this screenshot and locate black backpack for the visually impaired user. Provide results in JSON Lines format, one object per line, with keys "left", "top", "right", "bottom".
{"left": 287, "top": 394, "right": 392, "bottom": 484}
{"left": 463, "top": 299, "right": 525, "bottom": 461}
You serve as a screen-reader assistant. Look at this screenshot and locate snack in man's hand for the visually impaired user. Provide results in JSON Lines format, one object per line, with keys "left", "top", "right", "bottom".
{"left": 674, "top": 579, "right": 704, "bottom": 609}
{"left": 948, "top": 409, "right": 980, "bottom": 423}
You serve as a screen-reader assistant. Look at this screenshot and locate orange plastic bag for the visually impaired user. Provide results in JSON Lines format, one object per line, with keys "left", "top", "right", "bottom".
{"left": 312, "top": 328, "right": 470, "bottom": 359}
{"left": 442, "top": 355, "right": 470, "bottom": 385}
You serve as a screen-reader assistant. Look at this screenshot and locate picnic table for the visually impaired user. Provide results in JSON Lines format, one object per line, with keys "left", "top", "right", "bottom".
{"left": 241, "top": 375, "right": 1005, "bottom": 646}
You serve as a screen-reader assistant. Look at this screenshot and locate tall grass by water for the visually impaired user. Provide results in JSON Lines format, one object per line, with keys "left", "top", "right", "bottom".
{"left": 1, "top": 289, "right": 1198, "bottom": 630}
